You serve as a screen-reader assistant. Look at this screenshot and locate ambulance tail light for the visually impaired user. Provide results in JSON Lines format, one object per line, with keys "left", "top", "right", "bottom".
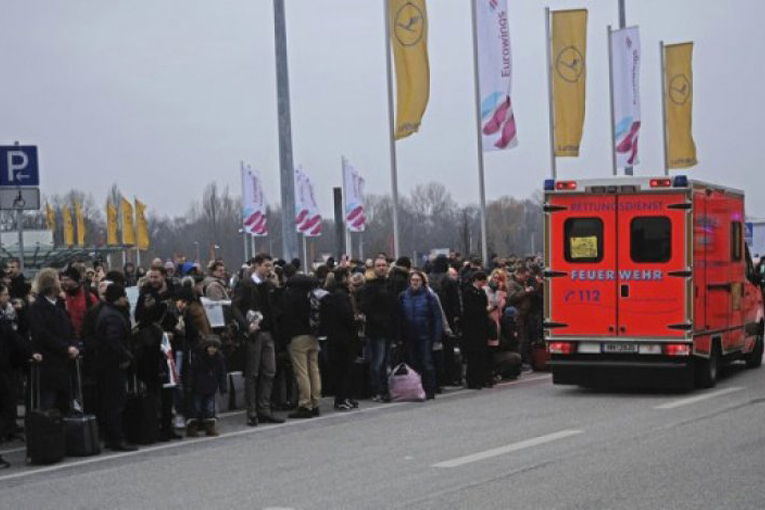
{"left": 548, "top": 341, "right": 574, "bottom": 355}
{"left": 555, "top": 181, "right": 577, "bottom": 191}
{"left": 650, "top": 178, "right": 672, "bottom": 188}
{"left": 664, "top": 343, "right": 691, "bottom": 357}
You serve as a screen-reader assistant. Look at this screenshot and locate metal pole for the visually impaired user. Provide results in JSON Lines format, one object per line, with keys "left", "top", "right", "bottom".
{"left": 544, "top": 7, "right": 557, "bottom": 179}
{"left": 383, "top": 0, "right": 401, "bottom": 258}
{"left": 341, "top": 156, "right": 352, "bottom": 256}
{"left": 251, "top": 234, "right": 256, "bottom": 257}
{"left": 607, "top": 25, "right": 618, "bottom": 176}
{"left": 273, "top": 0, "right": 298, "bottom": 261}
{"left": 470, "top": 0, "right": 489, "bottom": 266}
{"left": 302, "top": 233, "right": 308, "bottom": 270}
{"left": 660, "top": 41, "right": 669, "bottom": 176}
{"left": 16, "top": 210, "right": 24, "bottom": 271}
{"left": 359, "top": 232, "right": 364, "bottom": 261}
{"left": 136, "top": 247, "right": 141, "bottom": 268}
{"left": 242, "top": 231, "right": 248, "bottom": 263}
{"left": 619, "top": 0, "right": 627, "bottom": 27}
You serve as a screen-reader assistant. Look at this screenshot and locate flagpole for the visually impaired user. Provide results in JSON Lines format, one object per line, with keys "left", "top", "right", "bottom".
{"left": 251, "top": 234, "right": 256, "bottom": 257}
{"left": 384, "top": 0, "right": 401, "bottom": 259}
{"left": 545, "top": 7, "right": 558, "bottom": 179}
{"left": 607, "top": 25, "right": 618, "bottom": 177}
{"left": 341, "top": 156, "right": 352, "bottom": 256}
{"left": 659, "top": 41, "right": 669, "bottom": 176}
{"left": 359, "top": 232, "right": 364, "bottom": 261}
{"left": 302, "top": 233, "right": 308, "bottom": 270}
{"left": 618, "top": 0, "right": 633, "bottom": 176}
{"left": 470, "top": 0, "right": 489, "bottom": 267}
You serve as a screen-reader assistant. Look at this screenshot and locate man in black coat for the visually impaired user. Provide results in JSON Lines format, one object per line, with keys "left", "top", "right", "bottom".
{"left": 428, "top": 255, "right": 462, "bottom": 386}
{"left": 232, "top": 254, "right": 284, "bottom": 426}
{"left": 461, "top": 271, "right": 490, "bottom": 389}
{"left": 359, "top": 256, "right": 397, "bottom": 401}
{"left": 95, "top": 284, "right": 136, "bottom": 451}
{"left": 28, "top": 268, "right": 79, "bottom": 414}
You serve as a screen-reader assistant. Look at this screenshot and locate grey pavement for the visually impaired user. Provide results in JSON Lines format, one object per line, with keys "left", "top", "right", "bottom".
{"left": 1, "top": 365, "right": 764, "bottom": 509}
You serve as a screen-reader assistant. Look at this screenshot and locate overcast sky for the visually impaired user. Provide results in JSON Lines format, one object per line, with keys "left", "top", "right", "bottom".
{"left": 1, "top": 0, "right": 763, "bottom": 219}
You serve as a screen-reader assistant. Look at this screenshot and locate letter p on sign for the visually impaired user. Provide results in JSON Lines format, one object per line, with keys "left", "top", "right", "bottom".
{"left": 0, "top": 146, "right": 39, "bottom": 186}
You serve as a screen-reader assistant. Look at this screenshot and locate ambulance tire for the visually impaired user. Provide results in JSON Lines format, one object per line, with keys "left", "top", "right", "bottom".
{"left": 745, "top": 332, "right": 763, "bottom": 369}
{"left": 694, "top": 343, "right": 719, "bottom": 389}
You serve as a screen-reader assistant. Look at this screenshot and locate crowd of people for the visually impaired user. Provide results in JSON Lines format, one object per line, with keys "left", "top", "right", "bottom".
{"left": 0, "top": 251, "right": 545, "bottom": 468}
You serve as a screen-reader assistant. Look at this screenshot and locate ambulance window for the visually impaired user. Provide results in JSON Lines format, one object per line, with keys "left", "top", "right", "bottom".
{"left": 564, "top": 218, "right": 603, "bottom": 263}
{"left": 631, "top": 217, "right": 671, "bottom": 263}
{"left": 732, "top": 222, "right": 742, "bottom": 261}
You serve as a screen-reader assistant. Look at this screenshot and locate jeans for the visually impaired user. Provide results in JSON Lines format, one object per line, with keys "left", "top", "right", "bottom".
{"left": 365, "top": 336, "right": 390, "bottom": 396}
{"left": 244, "top": 331, "right": 276, "bottom": 418}
{"left": 288, "top": 335, "right": 322, "bottom": 410}
{"left": 405, "top": 338, "right": 436, "bottom": 397}
{"left": 192, "top": 393, "right": 216, "bottom": 421}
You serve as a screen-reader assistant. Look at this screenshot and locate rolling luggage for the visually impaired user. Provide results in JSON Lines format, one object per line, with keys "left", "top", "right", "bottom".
{"left": 25, "top": 363, "right": 66, "bottom": 465}
{"left": 229, "top": 371, "right": 245, "bottom": 410}
{"left": 122, "top": 374, "right": 158, "bottom": 445}
{"left": 64, "top": 359, "right": 101, "bottom": 457}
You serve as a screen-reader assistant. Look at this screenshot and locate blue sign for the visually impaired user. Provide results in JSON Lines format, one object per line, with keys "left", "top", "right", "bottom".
{"left": 0, "top": 146, "right": 39, "bottom": 186}
{"left": 745, "top": 222, "right": 754, "bottom": 247}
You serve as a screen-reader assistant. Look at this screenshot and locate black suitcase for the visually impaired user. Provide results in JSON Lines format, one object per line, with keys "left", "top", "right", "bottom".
{"left": 122, "top": 375, "right": 158, "bottom": 445}
{"left": 64, "top": 359, "right": 101, "bottom": 457}
{"left": 350, "top": 357, "right": 372, "bottom": 400}
{"left": 25, "top": 364, "right": 66, "bottom": 465}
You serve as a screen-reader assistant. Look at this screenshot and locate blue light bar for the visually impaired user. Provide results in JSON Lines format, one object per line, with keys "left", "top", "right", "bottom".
{"left": 544, "top": 179, "right": 555, "bottom": 191}
{"left": 673, "top": 175, "right": 688, "bottom": 187}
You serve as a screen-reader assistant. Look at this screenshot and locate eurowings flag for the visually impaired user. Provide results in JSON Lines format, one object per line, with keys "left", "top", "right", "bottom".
{"left": 294, "top": 167, "right": 322, "bottom": 237}
{"left": 611, "top": 26, "right": 641, "bottom": 167}
{"left": 343, "top": 159, "right": 365, "bottom": 232}
{"left": 241, "top": 164, "right": 268, "bottom": 237}
{"left": 476, "top": 0, "right": 518, "bottom": 151}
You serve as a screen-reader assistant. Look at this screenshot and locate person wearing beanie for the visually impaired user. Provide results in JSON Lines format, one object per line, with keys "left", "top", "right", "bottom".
{"left": 94, "top": 283, "right": 137, "bottom": 451}
{"left": 60, "top": 264, "right": 97, "bottom": 341}
{"left": 174, "top": 284, "right": 211, "bottom": 426}
{"left": 187, "top": 335, "right": 227, "bottom": 437}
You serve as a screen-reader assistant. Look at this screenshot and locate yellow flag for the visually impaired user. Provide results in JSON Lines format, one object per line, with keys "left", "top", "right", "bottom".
{"left": 664, "top": 42, "right": 697, "bottom": 169}
{"left": 551, "top": 9, "right": 588, "bottom": 157}
{"left": 121, "top": 197, "right": 135, "bottom": 246}
{"left": 389, "top": 0, "right": 429, "bottom": 140}
{"left": 45, "top": 203, "right": 56, "bottom": 232}
{"left": 74, "top": 201, "right": 86, "bottom": 246}
{"left": 135, "top": 198, "right": 149, "bottom": 251}
{"left": 63, "top": 206, "right": 74, "bottom": 246}
{"left": 107, "top": 201, "right": 118, "bottom": 246}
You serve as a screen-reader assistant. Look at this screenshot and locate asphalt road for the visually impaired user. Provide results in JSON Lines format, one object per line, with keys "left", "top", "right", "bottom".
{"left": 2, "top": 362, "right": 765, "bottom": 510}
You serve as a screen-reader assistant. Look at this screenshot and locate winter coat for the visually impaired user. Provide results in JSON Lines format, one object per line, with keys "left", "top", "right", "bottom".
{"left": 133, "top": 322, "right": 165, "bottom": 391}
{"left": 191, "top": 349, "right": 227, "bottom": 396}
{"left": 327, "top": 285, "right": 356, "bottom": 346}
{"left": 232, "top": 274, "right": 279, "bottom": 334}
{"left": 388, "top": 266, "right": 410, "bottom": 299}
{"left": 506, "top": 276, "right": 540, "bottom": 316}
{"left": 359, "top": 276, "right": 396, "bottom": 339}
{"left": 94, "top": 303, "right": 133, "bottom": 370}
{"left": 202, "top": 276, "right": 230, "bottom": 301}
{"left": 428, "top": 272, "right": 461, "bottom": 332}
{"left": 399, "top": 287, "right": 443, "bottom": 344}
{"left": 135, "top": 284, "right": 178, "bottom": 333}
{"left": 183, "top": 302, "right": 211, "bottom": 350}
{"left": 279, "top": 274, "right": 317, "bottom": 340}
{"left": 29, "top": 296, "right": 77, "bottom": 390}
{"left": 461, "top": 284, "right": 489, "bottom": 351}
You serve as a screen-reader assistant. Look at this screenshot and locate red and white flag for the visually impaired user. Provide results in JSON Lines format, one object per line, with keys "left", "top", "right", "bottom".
{"left": 342, "top": 158, "right": 365, "bottom": 233}
{"left": 611, "top": 26, "right": 641, "bottom": 167}
{"left": 294, "top": 167, "right": 322, "bottom": 237}
{"left": 241, "top": 164, "right": 268, "bottom": 237}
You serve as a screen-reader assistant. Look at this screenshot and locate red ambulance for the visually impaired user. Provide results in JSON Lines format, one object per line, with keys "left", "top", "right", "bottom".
{"left": 543, "top": 176, "right": 764, "bottom": 388}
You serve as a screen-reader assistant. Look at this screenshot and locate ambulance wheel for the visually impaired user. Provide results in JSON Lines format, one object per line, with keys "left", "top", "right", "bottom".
{"left": 695, "top": 343, "right": 719, "bottom": 389}
{"left": 745, "top": 332, "right": 763, "bottom": 369}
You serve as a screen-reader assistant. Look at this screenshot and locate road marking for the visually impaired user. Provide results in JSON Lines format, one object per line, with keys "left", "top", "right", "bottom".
{"left": 654, "top": 386, "right": 745, "bottom": 410}
{"left": 432, "top": 429, "right": 582, "bottom": 468}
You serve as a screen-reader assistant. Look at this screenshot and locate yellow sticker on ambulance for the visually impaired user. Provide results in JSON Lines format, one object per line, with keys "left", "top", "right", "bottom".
{"left": 570, "top": 236, "right": 598, "bottom": 259}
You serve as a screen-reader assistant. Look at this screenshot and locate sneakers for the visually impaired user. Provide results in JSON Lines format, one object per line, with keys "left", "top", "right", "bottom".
{"left": 371, "top": 394, "right": 384, "bottom": 403}
{"left": 345, "top": 399, "right": 359, "bottom": 409}
{"left": 333, "top": 401, "right": 352, "bottom": 411}
{"left": 173, "top": 415, "right": 185, "bottom": 429}
{"left": 246, "top": 417, "right": 258, "bottom": 427}
{"left": 107, "top": 442, "right": 138, "bottom": 452}
{"left": 288, "top": 407, "right": 314, "bottom": 419}
{"left": 257, "top": 414, "right": 285, "bottom": 424}
{"left": 312, "top": 407, "right": 321, "bottom": 417}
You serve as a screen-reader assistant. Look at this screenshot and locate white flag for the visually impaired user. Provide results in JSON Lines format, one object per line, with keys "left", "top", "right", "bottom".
{"left": 241, "top": 164, "right": 267, "bottom": 236}
{"left": 611, "top": 26, "right": 641, "bottom": 167}
{"left": 295, "top": 167, "right": 322, "bottom": 237}
{"left": 476, "top": 0, "right": 518, "bottom": 151}
{"left": 342, "top": 159, "right": 365, "bottom": 233}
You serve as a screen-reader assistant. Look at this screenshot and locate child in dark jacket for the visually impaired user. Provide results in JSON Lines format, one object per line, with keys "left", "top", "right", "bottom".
{"left": 188, "top": 335, "right": 227, "bottom": 437}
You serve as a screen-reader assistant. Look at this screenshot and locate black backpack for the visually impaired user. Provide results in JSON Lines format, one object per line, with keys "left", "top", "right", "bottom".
{"left": 308, "top": 288, "right": 330, "bottom": 337}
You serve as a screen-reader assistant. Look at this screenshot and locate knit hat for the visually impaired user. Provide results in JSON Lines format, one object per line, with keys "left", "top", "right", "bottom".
{"left": 174, "top": 286, "right": 197, "bottom": 303}
{"left": 202, "top": 335, "right": 222, "bottom": 349}
{"left": 60, "top": 264, "right": 81, "bottom": 282}
{"left": 105, "top": 283, "right": 126, "bottom": 304}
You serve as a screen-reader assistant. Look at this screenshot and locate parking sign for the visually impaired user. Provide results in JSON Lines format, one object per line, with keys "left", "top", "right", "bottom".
{"left": 0, "top": 146, "right": 39, "bottom": 186}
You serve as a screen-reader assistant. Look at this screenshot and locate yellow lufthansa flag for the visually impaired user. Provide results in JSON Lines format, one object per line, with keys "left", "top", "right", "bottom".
{"left": 389, "top": 0, "right": 429, "bottom": 140}
{"left": 45, "top": 203, "right": 56, "bottom": 232}
{"left": 121, "top": 197, "right": 135, "bottom": 246}
{"left": 135, "top": 198, "right": 149, "bottom": 251}
{"left": 74, "top": 201, "right": 86, "bottom": 246}
{"left": 107, "top": 201, "right": 118, "bottom": 246}
{"left": 664, "top": 42, "right": 697, "bottom": 169}
{"left": 551, "top": 9, "right": 588, "bottom": 157}
{"left": 63, "top": 206, "right": 74, "bottom": 246}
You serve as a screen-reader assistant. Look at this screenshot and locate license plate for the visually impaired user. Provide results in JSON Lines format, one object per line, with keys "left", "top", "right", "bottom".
{"left": 602, "top": 343, "right": 638, "bottom": 354}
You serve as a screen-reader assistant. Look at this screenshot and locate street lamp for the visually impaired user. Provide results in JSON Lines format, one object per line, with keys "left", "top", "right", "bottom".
{"left": 192, "top": 241, "right": 200, "bottom": 263}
